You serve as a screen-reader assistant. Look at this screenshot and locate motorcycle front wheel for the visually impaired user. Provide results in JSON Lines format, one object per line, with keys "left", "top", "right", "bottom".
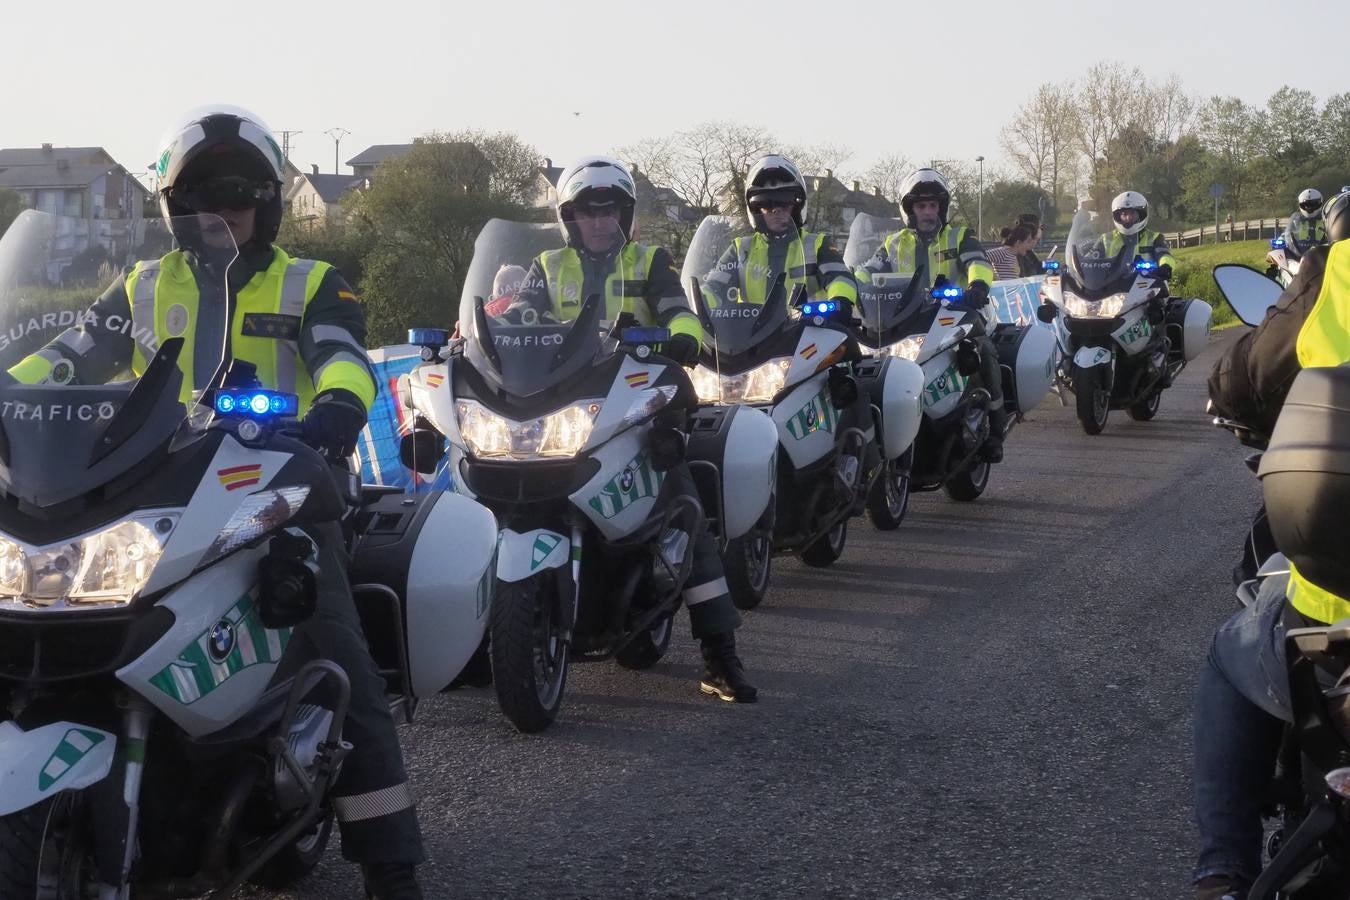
{"left": 1073, "top": 365, "right": 1111, "bottom": 435}
{"left": 490, "top": 576, "right": 569, "bottom": 733}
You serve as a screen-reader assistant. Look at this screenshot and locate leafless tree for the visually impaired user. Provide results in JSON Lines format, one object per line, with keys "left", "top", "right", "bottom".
{"left": 1000, "top": 81, "right": 1080, "bottom": 206}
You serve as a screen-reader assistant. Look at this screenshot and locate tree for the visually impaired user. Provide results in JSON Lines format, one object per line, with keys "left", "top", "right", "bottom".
{"left": 347, "top": 131, "right": 541, "bottom": 345}
{"left": 0, "top": 188, "right": 24, "bottom": 236}
{"left": 1261, "top": 86, "right": 1318, "bottom": 161}
{"left": 1075, "top": 62, "right": 1147, "bottom": 200}
{"left": 979, "top": 180, "right": 1053, "bottom": 239}
{"left": 858, "top": 153, "right": 912, "bottom": 203}
{"left": 1000, "top": 82, "right": 1079, "bottom": 209}
{"left": 1318, "top": 92, "right": 1350, "bottom": 153}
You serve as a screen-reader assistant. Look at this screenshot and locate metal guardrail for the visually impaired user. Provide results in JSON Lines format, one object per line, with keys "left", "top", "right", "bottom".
{"left": 1165, "top": 217, "right": 1288, "bottom": 248}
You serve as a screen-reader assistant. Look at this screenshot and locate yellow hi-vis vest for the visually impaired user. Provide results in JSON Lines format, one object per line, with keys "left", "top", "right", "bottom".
{"left": 725, "top": 232, "right": 856, "bottom": 305}
{"left": 876, "top": 224, "right": 992, "bottom": 289}
{"left": 538, "top": 244, "right": 701, "bottom": 342}
{"left": 1285, "top": 239, "right": 1350, "bottom": 622}
{"left": 126, "top": 249, "right": 359, "bottom": 413}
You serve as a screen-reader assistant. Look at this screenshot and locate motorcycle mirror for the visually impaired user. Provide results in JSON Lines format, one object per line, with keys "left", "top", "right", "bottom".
{"left": 399, "top": 429, "right": 444, "bottom": 475}
{"left": 1036, "top": 304, "right": 1058, "bottom": 324}
{"left": 1213, "top": 264, "right": 1282, "bottom": 327}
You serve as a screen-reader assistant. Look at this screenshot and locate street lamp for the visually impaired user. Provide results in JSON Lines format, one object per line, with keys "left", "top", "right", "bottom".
{"left": 325, "top": 127, "right": 351, "bottom": 175}
{"left": 975, "top": 155, "right": 985, "bottom": 240}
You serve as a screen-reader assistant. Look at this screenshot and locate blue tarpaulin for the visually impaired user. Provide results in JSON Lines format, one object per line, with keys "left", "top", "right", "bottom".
{"left": 355, "top": 344, "right": 453, "bottom": 491}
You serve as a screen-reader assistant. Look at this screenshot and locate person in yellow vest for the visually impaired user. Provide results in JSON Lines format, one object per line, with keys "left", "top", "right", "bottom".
{"left": 1102, "top": 190, "right": 1179, "bottom": 278}
{"left": 857, "top": 169, "right": 1008, "bottom": 461}
{"left": 9, "top": 107, "right": 426, "bottom": 900}
{"left": 703, "top": 154, "right": 857, "bottom": 308}
{"left": 510, "top": 156, "right": 757, "bottom": 703}
{"left": 1193, "top": 190, "right": 1350, "bottom": 899}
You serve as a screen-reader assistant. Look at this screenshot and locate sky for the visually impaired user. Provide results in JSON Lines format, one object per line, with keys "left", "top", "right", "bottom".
{"left": 4, "top": 0, "right": 1349, "bottom": 189}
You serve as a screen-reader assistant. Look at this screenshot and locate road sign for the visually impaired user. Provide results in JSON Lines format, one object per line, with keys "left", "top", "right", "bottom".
{"left": 1209, "top": 183, "right": 1226, "bottom": 199}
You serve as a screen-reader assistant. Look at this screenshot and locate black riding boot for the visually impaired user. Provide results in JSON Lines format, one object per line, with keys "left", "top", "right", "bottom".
{"left": 699, "top": 631, "right": 758, "bottom": 703}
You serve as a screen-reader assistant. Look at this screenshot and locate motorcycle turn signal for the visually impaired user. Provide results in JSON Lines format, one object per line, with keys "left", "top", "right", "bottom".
{"left": 647, "top": 426, "right": 687, "bottom": 472}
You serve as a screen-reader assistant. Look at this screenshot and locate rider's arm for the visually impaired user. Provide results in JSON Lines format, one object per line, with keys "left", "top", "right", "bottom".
{"left": 815, "top": 238, "right": 859, "bottom": 304}
{"left": 957, "top": 229, "right": 995, "bottom": 287}
{"left": 1208, "top": 245, "right": 1328, "bottom": 434}
{"left": 8, "top": 274, "right": 135, "bottom": 385}
{"left": 645, "top": 248, "right": 703, "bottom": 344}
{"left": 1150, "top": 233, "right": 1179, "bottom": 272}
{"left": 298, "top": 268, "right": 378, "bottom": 411}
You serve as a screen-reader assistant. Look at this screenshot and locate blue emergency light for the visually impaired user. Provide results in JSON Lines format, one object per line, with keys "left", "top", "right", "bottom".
{"left": 408, "top": 328, "right": 449, "bottom": 347}
{"left": 931, "top": 285, "right": 965, "bottom": 301}
{"left": 1270, "top": 237, "right": 1286, "bottom": 249}
{"left": 801, "top": 300, "right": 839, "bottom": 316}
{"left": 1042, "top": 259, "right": 1062, "bottom": 273}
{"left": 1134, "top": 258, "right": 1158, "bottom": 273}
{"left": 214, "top": 389, "right": 299, "bottom": 418}
{"left": 621, "top": 326, "right": 671, "bottom": 344}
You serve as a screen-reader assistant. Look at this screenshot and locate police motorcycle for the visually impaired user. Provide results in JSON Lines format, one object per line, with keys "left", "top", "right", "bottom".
{"left": 399, "top": 219, "right": 776, "bottom": 732}
{"left": 1036, "top": 211, "right": 1212, "bottom": 435}
{"left": 842, "top": 212, "right": 1055, "bottom": 502}
{"left": 0, "top": 211, "right": 494, "bottom": 898}
{"left": 679, "top": 215, "right": 922, "bottom": 588}
{"left": 1266, "top": 236, "right": 1301, "bottom": 289}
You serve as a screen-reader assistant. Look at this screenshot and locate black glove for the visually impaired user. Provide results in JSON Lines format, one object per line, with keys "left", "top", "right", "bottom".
{"left": 303, "top": 388, "right": 367, "bottom": 458}
{"left": 1155, "top": 263, "right": 1173, "bottom": 281}
{"left": 662, "top": 333, "right": 700, "bottom": 367}
{"left": 966, "top": 280, "right": 990, "bottom": 306}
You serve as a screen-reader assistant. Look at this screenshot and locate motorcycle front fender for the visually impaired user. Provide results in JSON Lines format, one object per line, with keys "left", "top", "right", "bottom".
{"left": 496, "top": 527, "right": 570, "bottom": 584}
{"left": 1072, "top": 345, "right": 1114, "bottom": 370}
{"left": 0, "top": 720, "right": 116, "bottom": 816}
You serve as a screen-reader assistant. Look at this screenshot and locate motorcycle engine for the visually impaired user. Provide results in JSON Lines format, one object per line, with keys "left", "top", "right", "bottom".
{"left": 274, "top": 703, "right": 340, "bottom": 812}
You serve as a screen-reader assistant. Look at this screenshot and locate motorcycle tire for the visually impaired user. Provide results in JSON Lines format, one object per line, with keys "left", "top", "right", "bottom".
{"left": 801, "top": 520, "right": 847, "bottom": 568}
{"left": 1127, "top": 387, "right": 1162, "bottom": 421}
{"left": 944, "top": 459, "right": 991, "bottom": 502}
{"left": 0, "top": 793, "right": 88, "bottom": 897}
{"left": 1074, "top": 365, "right": 1110, "bottom": 435}
{"left": 725, "top": 530, "right": 773, "bottom": 610}
{"left": 615, "top": 611, "right": 674, "bottom": 670}
{"left": 251, "top": 810, "right": 335, "bottom": 888}
{"left": 490, "top": 576, "right": 568, "bottom": 734}
{"left": 866, "top": 453, "right": 911, "bottom": 531}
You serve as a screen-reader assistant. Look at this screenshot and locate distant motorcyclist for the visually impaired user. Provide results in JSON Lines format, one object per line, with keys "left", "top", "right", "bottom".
{"left": 1280, "top": 187, "right": 1328, "bottom": 260}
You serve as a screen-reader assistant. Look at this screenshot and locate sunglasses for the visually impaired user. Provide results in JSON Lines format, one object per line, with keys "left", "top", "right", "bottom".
{"left": 170, "top": 177, "right": 276, "bottom": 213}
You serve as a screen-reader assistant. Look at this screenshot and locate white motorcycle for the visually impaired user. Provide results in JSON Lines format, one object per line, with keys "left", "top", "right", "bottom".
{"left": 680, "top": 216, "right": 922, "bottom": 586}
{"left": 1037, "top": 213, "right": 1212, "bottom": 434}
{"left": 401, "top": 219, "right": 777, "bottom": 731}
{"left": 0, "top": 211, "right": 495, "bottom": 898}
{"left": 1265, "top": 236, "right": 1300, "bottom": 289}
{"left": 843, "top": 212, "right": 1056, "bottom": 502}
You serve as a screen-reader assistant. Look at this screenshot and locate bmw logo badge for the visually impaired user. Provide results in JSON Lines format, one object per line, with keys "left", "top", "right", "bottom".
{"left": 208, "top": 620, "right": 236, "bottom": 662}
{"left": 620, "top": 467, "right": 637, "bottom": 492}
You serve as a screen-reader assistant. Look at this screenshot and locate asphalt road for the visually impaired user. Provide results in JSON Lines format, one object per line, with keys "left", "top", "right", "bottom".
{"left": 252, "top": 330, "right": 1250, "bottom": 900}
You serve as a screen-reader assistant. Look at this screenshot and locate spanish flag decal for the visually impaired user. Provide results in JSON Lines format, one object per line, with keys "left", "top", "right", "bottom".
{"left": 938, "top": 316, "right": 956, "bottom": 327}
{"left": 625, "top": 371, "right": 650, "bottom": 388}
{"left": 337, "top": 289, "right": 360, "bottom": 303}
{"left": 425, "top": 373, "right": 445, "bottom": 389}
{"left": 218, "top": 464, "right": 263, "bottom": 492}
{"left": 800, "top": 343, "right": 818, "bottom": 360}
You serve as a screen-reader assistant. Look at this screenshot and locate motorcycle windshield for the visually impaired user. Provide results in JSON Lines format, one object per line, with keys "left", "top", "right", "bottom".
{"left": 1065, "top": 209, "right": 1137, "bottom": 293}
{"left": 679, "top": 216, "right": 792, "bottom": 360}
{"left": 0, "top": 211, "right": 234, "bottom": 507}
{"left": 843, "top": 212, "right": 904, "bottom": 269}
{"left": 458, "top": 218, "right": 605, "bottom": 399}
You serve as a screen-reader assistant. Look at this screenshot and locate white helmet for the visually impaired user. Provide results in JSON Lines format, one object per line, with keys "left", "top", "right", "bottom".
{"left": 744, "top": 155, "right": 808, "bottom": 231}
{"left": 1298, "top": 188, "right": 1324, "bottom": 215}
{"left": 899, "top": 169, "right": 952, "bottom": 229}
{"left": 1111, "top": 191, "right": 1149, "bottom": 236}
{"left": 555, "top": 156, "right": 637, "bottom": 247}
{"left": 154, "top": 105, "right": 286, "bottom": 245}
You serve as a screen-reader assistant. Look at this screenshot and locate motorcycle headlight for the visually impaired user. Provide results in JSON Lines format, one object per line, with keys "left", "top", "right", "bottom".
{"left": 203, "top": 487, "right": 311, "bottom": 567}
{"left": 691, "top": 365, "right": 722, "bottom": 403}
{"left": 885, "top": 335, "right": 926, "bottom": 361}
{"left": 1064, "top": 293, "right": 1126, "bottom": 318}
{"left": 455, "top": 399, "right": 602, "bottom": 459}
{"left": 722, "top": 358, "right": 792, "bottom": 404}
{"left": 0, "top": 514, "right": 179, "bottom": 609}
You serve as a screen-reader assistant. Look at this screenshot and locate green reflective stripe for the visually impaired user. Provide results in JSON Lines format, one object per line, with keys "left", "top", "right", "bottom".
{"left": 37, "top": 728, "right": 107, "bottom": 791}
{"left": 149, "top": 594, "right": 293, "bottom": 705}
